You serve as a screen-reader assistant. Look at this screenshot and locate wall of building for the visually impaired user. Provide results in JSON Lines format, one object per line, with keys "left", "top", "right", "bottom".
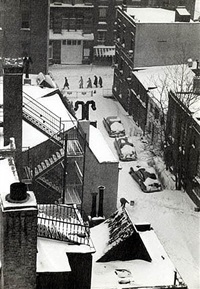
{"left": 134, "top": 22, "right": 200, "bottom": 67}
{"left": 0, "top": 0, "right": 49, "bottom": 74}
{"left": 166, "top": 91, "right": 200, "bottom": 206}
{"left": 83, "top": 144, "right": 119, "bottom": 219}
{"left": 36, "top": 253, "right": 92, "bottom": 289}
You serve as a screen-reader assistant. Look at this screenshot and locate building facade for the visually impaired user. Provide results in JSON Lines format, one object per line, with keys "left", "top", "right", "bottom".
{"left": 49, "top": 0, "right": 94, "bottom": 64}
{"left": 0, "top": 0, "right": 49, "bottom": 75}
{"left": 166, "top": 90, "right": 200, "bottom": 207}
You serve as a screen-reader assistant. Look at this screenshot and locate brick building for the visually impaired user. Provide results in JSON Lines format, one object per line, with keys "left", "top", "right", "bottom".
{"left": 166, "top": 89, "right": 200, "bottom": 207}
{"left": 112, "top": 5, "right": 200, "bottom": 142}
{"left": 0, "top": 0, "right": 49, "bottom": 75}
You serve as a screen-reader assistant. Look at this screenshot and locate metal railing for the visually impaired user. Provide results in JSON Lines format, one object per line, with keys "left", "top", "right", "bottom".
{"left": 37, "top": 204, "right": 91, "bottom": 246}
{"left": 23, "top": 92, "right": 64, "bottom": 141}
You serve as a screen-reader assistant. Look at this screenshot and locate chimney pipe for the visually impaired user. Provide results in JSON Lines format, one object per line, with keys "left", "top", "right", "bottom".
{"left": 6, "top": 182, "right": 28, "bottom": 203}
{"left": 91, "top": 192, "right": 98, "bottom": 218}
{"left": 98, "top": 186, "right": 105, "bottom": 217}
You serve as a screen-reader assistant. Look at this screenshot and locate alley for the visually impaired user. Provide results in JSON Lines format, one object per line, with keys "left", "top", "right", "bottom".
{"left": 50, "top": 64, "right": 200, "bottom": 289}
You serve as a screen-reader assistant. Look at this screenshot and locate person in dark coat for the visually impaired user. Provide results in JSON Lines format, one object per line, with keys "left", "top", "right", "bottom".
{"left": 120, "top": 197, "right": 129, "bottom": 209}
{"left": 63, "top": 77, "right": 69, "bottom": 89}
{"left": 99, "top": 76, "right": 103, "bottom": 88}
{"left": 93, "top": 75, "right": 98, "bottom": 88}
{"left": 23, "top": 56, "right": 33, "bottom": 78}
{"left": 87, "top": 77, "right": 92, "bottom": 88}
{"left": 79, "top": 76, "right": 83, "bottom": 88}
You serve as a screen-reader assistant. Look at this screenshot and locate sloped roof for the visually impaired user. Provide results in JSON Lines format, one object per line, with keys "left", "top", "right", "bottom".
{"left": 92, "top": 208, "right": 151, "bottom": 262}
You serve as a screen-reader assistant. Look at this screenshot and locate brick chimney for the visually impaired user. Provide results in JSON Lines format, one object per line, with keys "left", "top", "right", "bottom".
{"left": 3, "top": 58, "right": 23, "bottom": 177}
{"left": 0, "top": 182, "right": 38, "bottom": 289}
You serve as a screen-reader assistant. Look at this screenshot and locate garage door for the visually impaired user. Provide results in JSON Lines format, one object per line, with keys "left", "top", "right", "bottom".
{"left": 61, "top": 40, "right": 83, "bottom": 64}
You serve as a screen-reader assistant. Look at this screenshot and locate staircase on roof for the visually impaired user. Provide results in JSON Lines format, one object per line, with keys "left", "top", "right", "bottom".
{"left": 22, "top": 92, "right": 65, "bottom": 146}
{"left": 22, "top": 125, "right": 86, "bottom": 206}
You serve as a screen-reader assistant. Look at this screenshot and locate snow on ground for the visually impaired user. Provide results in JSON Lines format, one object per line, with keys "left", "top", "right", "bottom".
{"left": 50, "top": 65, "right": 200, "bottom": 289}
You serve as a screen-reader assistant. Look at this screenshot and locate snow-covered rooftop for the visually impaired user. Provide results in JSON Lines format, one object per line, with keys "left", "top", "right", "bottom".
{"left": 132, "top": 64, "right": 195, "bottom": 112}
{"left": 91, "top": 208, "right": 186, "bottom": 288}
{"left": 89, "top": 124, "right": 118, "bottom": 163}
{"left": 126, "top": 8, "right": 177, "bottom": 23}
{"left": 49, "top": 30, "right": 94, "bottom": 41}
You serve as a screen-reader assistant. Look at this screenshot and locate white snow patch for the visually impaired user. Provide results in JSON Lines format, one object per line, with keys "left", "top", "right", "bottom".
{"left": 89, "top": 125, "right": 118, "bottom": 163}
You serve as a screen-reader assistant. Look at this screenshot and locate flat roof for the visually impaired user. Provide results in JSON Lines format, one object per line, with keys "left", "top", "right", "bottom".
{"left": 125, "top": 7, "right": 191, "bottom": 23}
{"left": 132, "top": 64, "right": 195, "bottom": 111}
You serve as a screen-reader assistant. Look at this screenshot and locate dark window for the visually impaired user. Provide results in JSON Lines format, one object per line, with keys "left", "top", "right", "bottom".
{"left": 21, "top": 11, "right": 30, "bottom": 28}
{"left": 155, "top": 107, "right": 159, "bottom": 119}
{"left": 77, "top": 40, "right": 81, "bottom": 45}
{"left": 67, "top": 40, "right": 72, "bottom": 45}
{"left": 97, "top": 30, "right": 106, "bottom": 44}
{"left": 63, "top": 40, "right": 66, "bottom": 45}
{"left": 21, "top": 0, "right": 30, "bottom": 29}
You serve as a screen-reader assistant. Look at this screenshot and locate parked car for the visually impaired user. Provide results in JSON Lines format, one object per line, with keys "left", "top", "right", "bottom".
{"left": 114, "top": 136, "right": 137, "bottom": 161}
{"left": 103, "top": 116, "right": 125, "bottom": 138}
{"left": 129, "top": 164, "right": 162, "bottom": 193}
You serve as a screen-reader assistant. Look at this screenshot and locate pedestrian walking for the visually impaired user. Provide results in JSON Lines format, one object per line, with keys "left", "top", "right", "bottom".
{"left": 120, "top": 197, "right": 129, "bottom": 209}
{"left": 87, "top": 77, "right": 92, "bottom": 88}
{"left": 23, "top": 56, "right": 33, "bottom": 78}
{"left": 79, "top": 76, "right": 83, "bottom": 89}
{"left": 93, "top": 75, "right": 98, "bottom": 88}
{"left": 63, "top": 77, "right": 69, "bottom": 89}
{"left": 99, "top": 76, "right": 103, "bottom": 88}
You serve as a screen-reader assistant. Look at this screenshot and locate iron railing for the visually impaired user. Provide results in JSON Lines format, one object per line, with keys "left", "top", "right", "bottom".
{"left": 37, "top": 204, "right": 91, "bottom": 246}
{"left": 23, "top": 92, "right": 64, "bottom": 142}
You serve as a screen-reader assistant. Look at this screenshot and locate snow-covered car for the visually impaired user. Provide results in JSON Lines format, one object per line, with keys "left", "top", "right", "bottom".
{"left": 103, "top": 116, "right": 125, "bottom": 138}
{"left": 129, "top": 164, "right": 162, "bottom": 193}
{"left": 114, "top": 136, "right": 137, "bottom": 161}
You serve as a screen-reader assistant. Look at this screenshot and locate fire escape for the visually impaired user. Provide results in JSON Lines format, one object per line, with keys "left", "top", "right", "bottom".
{"left": 22, "top": 92, "right": 86, "bottom": 206}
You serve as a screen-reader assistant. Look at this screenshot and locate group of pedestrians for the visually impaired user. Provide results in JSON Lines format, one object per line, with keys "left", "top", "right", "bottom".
{"left": 63, "top": 75, "right": 103, "bottom": 90}
{"left": 80, "top": 75, "right": 103, "bottom": 89}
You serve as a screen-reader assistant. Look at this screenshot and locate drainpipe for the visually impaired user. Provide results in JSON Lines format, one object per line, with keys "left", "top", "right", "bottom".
{"left": 98, "top": 186, "right": 105, "bottom": 217}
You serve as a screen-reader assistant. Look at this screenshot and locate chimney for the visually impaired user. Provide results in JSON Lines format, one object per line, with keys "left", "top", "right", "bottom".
{"left": 0, "top": 182, "right": 38, "bottom": 289}
{"left": 91, "top": 192, "right": 98, "bottom": 218}
{"left": 98, "top": 186, "right": 105, "bottom": 217}
{"left": 192, "top": 60, "right": 200, "bottom": 95}
{"left": 3, "top": 58, "right": 23, "bottom": 177}
{"left": 122, "top": 0, "right": 127, "bottom": 11}
{"left": 78, "top": 120, "right": 90, "bottom": 143}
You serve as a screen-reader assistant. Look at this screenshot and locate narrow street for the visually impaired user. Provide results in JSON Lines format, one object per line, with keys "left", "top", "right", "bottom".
{"left": 50, "top": 64, "right": 200, "bottom": 289}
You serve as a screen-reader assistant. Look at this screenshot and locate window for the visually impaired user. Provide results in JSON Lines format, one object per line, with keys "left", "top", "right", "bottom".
{"left": 49, "top": 44, "right": 53, "bottom": 59}
{"left": 67, "top": 40, "right": 72, "bottom": 45}
{"left": 155, "top": 107, "right": 159, "bottom": 120}
{"left": 83, "top": 48, "right": 90, "bottom": 60}
{"left": 21, "top": 0, "right": 30, "bottom": 29}
{"left": 21, "top": 11, "right": 30, "bottom": 28}
{"left": 63, "top": 40, "right": 66, "bottom": 45}
{"left": 99, "top": 7, "right": 107, "bottom": 18}
{"left": 97, "top": 30, "right": 106, "bottom": 44}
